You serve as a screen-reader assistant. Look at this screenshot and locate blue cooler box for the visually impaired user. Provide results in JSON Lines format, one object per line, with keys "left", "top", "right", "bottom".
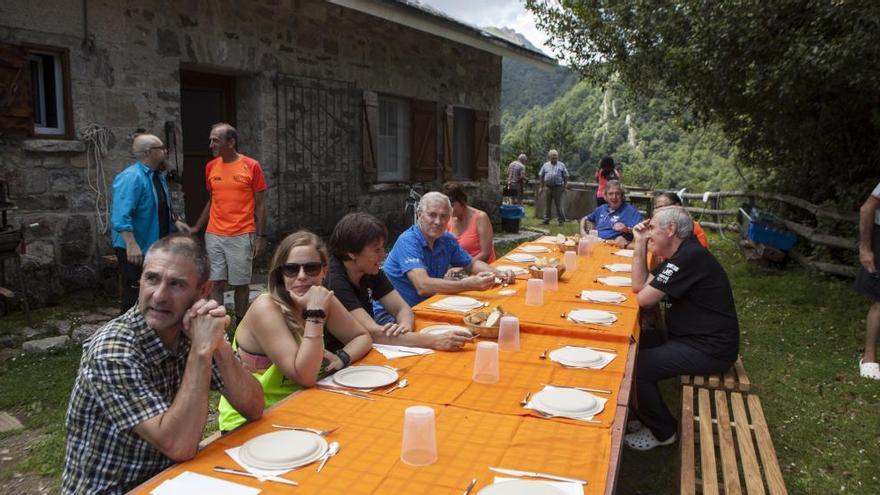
{"left": 739, "top": 208, "right": 796, "bottom": 251}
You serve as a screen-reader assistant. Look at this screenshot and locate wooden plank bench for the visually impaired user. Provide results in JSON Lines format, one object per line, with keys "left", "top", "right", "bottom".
{"left": 680, "top": 386, "right": 787, "bottom": 495}
{"left": 681, "top": 356, "right": 751, "bottom": 393}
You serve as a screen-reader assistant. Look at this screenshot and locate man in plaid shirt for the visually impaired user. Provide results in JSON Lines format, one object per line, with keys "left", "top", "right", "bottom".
{"left": 62, "top": 234, "right": 264, "bottom": 494}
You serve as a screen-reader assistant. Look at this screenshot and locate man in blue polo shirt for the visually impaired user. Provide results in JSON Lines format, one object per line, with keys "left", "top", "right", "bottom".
{"left": 383, "top": 192, "right": 515, "bottom": 307}
{"left": 580, "top": 180, "right": 643, "bottom": 247}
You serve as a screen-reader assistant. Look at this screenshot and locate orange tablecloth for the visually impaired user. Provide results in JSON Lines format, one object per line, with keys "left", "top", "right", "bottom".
{"left": 134, "top": 241, "right": 639, "bottom": 495}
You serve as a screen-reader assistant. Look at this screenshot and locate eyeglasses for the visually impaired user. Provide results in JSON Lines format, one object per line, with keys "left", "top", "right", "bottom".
{"left": 149, "top": 146, "right": 168, "bottom": 151}
{"left": 280, "top": 262, "right": 324, "bottom": 277}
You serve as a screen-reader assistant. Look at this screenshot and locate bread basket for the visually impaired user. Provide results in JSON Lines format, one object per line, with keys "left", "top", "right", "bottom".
{"left": 463, "top": 306, "right": 514, "bottom": 339}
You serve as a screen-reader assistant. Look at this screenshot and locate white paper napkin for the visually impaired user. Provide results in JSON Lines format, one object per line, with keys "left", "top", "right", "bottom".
{"left": 603, "top": 263, "right": 632, "bottom": 272}
{"left": 225, "top": 447, "right": 295, "bottom": 482}
{"left": 550, "top": 346, "right": 616, "bottom": 369}
{"left": 525, "top": 385, "right": 608, "bottom": 422}
{"left": 151, "top": 471, "right": 262, "bottom": 495}
{"left": 372, "top": 343, "right": 434, "bottom": 359}
{"left": 579, "top": 290, "right": 626, "bottom": 303}
{"left": 612, "top": 249, "right": 634, "bottom": 258}
{"left": 492, "top": 477, "right": 584, "bottom": 495}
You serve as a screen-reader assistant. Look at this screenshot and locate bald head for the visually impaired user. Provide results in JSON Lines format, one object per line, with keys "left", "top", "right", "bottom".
{"left": 132, "top": 134, "right": 165, "bottom": 170}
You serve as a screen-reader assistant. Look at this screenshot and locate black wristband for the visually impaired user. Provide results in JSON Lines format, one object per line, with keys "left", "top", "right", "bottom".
{"left": 335, "top": 349, "right": 351, "bottom": 368}
{"left": 302, "top": 308, "right": 326, "bottom": 321}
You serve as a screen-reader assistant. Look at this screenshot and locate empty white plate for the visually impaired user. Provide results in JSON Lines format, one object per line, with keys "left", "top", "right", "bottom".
{"left": 603, "top": 263, "right": 632, "bottom": 272}
{"left": 332, "top": 365, "right": 399, "bottom": 389}
{"left": 504, "top": 253, "right": 537, "bottom": 263}
{"left": 549, "top": 346, "right": 603, "bottom": 367}
{"left": 532, "top": 388, "right": 600, "bottom": 417}
{"left": 567, "top": 309, "right": 617, "bottom": 324}
{"left": 478, "top": 480, "right": 566, "bottom": 495}
{"left": 597, "top": 276, "right": 632, "bottom": 287}
{"left": 494, "top": 265, "right": 528, "bottom": 275}
{"left": 420, "top": 324, "right": 471, "bottom": 336}
{"left": 519, "top": 245, "right": 551, "bottom": 253}
{"left": 613, "top": 249, "right": 635, "bottom": 258}
{"left": 580, "top": 290, "right": 627, "bottom": 303}
{"left": 435, "top": 296, "right": 483, "bottom": 309}
{"left": 239, "top": 430, "right": 328, "bottom": 470}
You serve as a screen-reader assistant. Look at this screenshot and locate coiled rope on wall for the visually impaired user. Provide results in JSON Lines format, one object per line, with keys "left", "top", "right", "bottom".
{"left": 80, "top": 123, "right": 111, "bottom": 234}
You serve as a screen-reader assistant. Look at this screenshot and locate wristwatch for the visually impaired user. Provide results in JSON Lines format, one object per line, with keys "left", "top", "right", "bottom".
{"left": 302, "top": 308, "right": 326, "bottom": 321}
{"left": 335, "top": 349, "right": 351, "bottom": 368}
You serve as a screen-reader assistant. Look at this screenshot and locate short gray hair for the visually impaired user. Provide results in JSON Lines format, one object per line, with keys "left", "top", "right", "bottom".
{"left": 517, "top": 154, "right": 527, "bottom": 162}
{"left": 417, "top": 191, "right": 452, "bottom": 215}
{"left": 605, "top": 180, "right": 623, "bottom": 193}
{"left": 548, "top": 149, "right": 558, "bottom": 157}
{"left": 653, "top": 206, "right": 693, "bottom": 239}
{"left": 147, "top": 233, "right": 210, "bottom": 285}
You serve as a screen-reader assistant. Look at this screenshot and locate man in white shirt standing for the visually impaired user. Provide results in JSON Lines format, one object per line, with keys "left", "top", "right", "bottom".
{"left": 538, "top": 149, "right": 568, "bottom": 225}
{"left": 855, "top": 183, "right": 880, "bottom": 379}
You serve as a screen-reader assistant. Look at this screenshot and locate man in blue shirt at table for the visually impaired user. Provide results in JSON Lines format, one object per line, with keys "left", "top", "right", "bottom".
{"left": 579, "top": 180, "right": 643, "bottom": 248}
{"left": 383, "top": 192, "right": 515, "bottom": 308}
{"left": 111, "top": 133, "right": 189, "bottom": 314}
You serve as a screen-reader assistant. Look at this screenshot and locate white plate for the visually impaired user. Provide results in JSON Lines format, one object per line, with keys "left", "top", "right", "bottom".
{"left": 332, "top": 365, "right": 399, "bottom": 389}
{"left": 613, "top": 249, "right": 635, "bottom": 258}
{"left": 532, "top": 388, "right": 602, "bottom": 417}
{"left": 504, "top": 253, "right": 537, "bottom": 263}
{"left": 494, "top": 265, "right": 528, "bottom": 275}
{"left": 549, "top": 346, "right": 603, "bottom": 366}
{"left": 597, "top": 276, "right": 632, "bottom": 287}
{"left": 519, "top": 245, "right": 551, "bottom": 253}
{"left": 420, "top": 324, "right": 471, "bottom": 336}
{"left": 477, "top": 479, "right": 566, "bottom": 495}
{"left": 580, "top": 290, "right": 627, "bottom": 303}
{"left": 436, "top": 296, "right": 483, "bottom": 309}
{"left": 239, "top": 430, "right": 328, "bottom": 470}
{"left": 498, "top": 289, "right": 517, "bottom": 296}
{"left": 603, "top": 263, "right": 632, "bottom": 272}
{"left": 567, "top": 309, "right": 617, "bottom": 324}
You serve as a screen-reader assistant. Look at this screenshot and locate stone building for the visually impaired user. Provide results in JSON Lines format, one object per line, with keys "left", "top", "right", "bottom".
{"left": 0, "top": 0, "right": 553, "bottom": 306}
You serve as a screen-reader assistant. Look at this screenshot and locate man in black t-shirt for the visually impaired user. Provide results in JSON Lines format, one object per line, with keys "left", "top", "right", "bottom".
{"left": 626, "top": 206, "right": 739, "bottom": 450}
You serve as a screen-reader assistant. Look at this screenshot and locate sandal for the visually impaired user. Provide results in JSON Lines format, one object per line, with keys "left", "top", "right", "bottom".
{"left": 624, "top": 428, "right": 676, "bottom": 451}
{"left": 626, "top": 419, "right": 644, "bottom": 433}
{"left": 860, "top": 359, "right": 880, "bottom": 380}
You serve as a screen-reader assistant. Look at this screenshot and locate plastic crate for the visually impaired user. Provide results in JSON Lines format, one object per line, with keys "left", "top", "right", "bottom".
{"left": 499, "top": 204, "right": 525, "bottom": 219}
{"left": 746, "top": 221, "right": 796, "bottom": 251}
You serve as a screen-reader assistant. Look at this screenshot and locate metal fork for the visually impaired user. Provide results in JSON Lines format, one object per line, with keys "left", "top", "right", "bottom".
{"left": 519, "top": 392, "right": 531, "bottom": 407}
{"left": 533, "top": 410, "right": 600, "bottom": 423}
{"left": 271, "top": 424, "right": 340, "bottom": 436}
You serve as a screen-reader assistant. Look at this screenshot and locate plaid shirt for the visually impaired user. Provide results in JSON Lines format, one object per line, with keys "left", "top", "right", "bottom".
{"left": 62, "top": 307, "right": 224, "bottom": 494}
{"left": 506, "top": 160, "right": 525, "bottom": 185}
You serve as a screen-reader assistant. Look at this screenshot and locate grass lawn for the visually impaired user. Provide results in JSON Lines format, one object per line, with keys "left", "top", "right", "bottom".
{"left": 0, "top": 209, "right": 877, "bottom": 493}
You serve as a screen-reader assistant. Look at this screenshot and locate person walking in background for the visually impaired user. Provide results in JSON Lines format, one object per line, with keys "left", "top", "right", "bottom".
{"left": 855, "top": 183, "right": 880, "bottom": 379}
{"left": 111, "top": 133, "right": 189, "bottom": 314}
{"left": 538, "top": 149, "right": 568, "bottom": 225}
{"left": 595, "top": 156, "right": 621, "bottom": 207}
{"left": 189, "top": 123, "right": 268, "bottom": 323}
{"left": 506, "top": 154, "right": 527, "bottom": 204}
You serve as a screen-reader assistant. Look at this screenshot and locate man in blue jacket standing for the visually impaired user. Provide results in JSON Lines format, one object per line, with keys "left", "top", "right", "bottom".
{"left": 111, "top": 133, "right": 189, "bottom": 313}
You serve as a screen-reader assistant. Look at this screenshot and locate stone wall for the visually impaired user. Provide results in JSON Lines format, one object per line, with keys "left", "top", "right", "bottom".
{"left": 0, "top": 0, "right": 502, "bottom": 306}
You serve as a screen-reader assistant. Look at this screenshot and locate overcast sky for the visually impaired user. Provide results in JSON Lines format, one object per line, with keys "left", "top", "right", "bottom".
{"left": 417, "top": 0, "right": 553, "bottom": 55}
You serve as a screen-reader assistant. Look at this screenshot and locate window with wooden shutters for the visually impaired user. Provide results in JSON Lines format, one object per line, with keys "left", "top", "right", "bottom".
{"left": 362, "top": 91, "right": 379, "bottom": 180}
{"left": 26, "top": 44, "right": 72, "bottom": 138}
{"left": 452, "top": 107, "right": 474, "bottom": 180}
{"left": 410, "top": 99, "right": 437, "bottom": 182}
{"left": 376, "top": 95, "right": 411, "bottom": 182}
{"left": 0, "top": 43, "right": 34, "bottom": 136}
{"left": 473, "top": 110, "right": 489, "bottom": 179}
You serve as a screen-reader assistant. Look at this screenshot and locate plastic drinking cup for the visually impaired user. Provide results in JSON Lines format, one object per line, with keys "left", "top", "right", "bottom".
{"left": 543, "top": 267, "right": 558, "bottom": 291}
{"left": 577, "top": 239, "right": 590, "bottom": 256}
{"left": 497, "top": 316, "right": 520, "bottom": 352}
{"left": 472, "top": 341, "right": 500, "bottom": 383}
{"left": 589, "top": 229, "right": 599, "bottom": 237}
{"left": 400, "top": 405, "right": 438, "bottom": 466}
{"left": 525, "top": 278, "right": 544, "bottom": 306}
{"left": 564, "top": 250, "right": 577, "bottom": 272}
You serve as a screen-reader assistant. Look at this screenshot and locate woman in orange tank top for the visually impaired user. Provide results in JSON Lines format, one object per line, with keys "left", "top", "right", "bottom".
{"left": 444, "top": 184, "right": 496, "bottom": 263}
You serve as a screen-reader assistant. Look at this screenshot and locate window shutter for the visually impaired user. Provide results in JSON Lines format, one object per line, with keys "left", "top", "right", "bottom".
{"left": 442, "top": 105, "right": 454, "bottom": 180}
{"left": 0, "top": 43, "right": 33, "bottom": 135}
{"left": 410, "top": 99, "right": 437, "bottom": 182}
{"left": 361, "top": 90, "right": 378, "bottom": 180}
{"left": 474, "top": 110, "right": 489, "bottom": 179}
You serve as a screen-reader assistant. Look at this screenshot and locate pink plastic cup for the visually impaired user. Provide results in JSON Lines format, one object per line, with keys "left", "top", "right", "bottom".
{"left": 525, "top": 278, "right": 544, "bottom": 306}
{"left": 400, "top": 406, "right": 438, "bottom": 466}
{"left": 564, "top": 251, "right": 578, "bottom": 272}
{"left": 498, "top": 316, "right": 520, "bottom": 352}
{"left": 543, "top": 267, "right": 558, "bottom": 291}
{"left": 472, "top": 341, "right": 500, "bottom": 383}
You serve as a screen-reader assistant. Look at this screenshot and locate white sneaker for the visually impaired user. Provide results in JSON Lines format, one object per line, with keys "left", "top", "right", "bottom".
{"left": 860, "top": 359, "right": 880, "bottom": 380}
{"left": 624, "top": 428, "right": 677, "bottom": 451}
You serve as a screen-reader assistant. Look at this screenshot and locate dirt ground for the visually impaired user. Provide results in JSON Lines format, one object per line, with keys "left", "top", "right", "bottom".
{"left": 0, "top": 430, "right": 55, "bottom": 494}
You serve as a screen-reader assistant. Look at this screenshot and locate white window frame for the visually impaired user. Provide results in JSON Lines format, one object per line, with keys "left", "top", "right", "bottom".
{"left": 377, "top": 95, "right": 411, "bottom": 182}
{"left": 29, "top": 50, "right": 67, "bottom": 136}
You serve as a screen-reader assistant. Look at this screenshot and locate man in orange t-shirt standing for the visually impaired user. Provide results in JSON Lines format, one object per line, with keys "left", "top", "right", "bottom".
{"left": 190, "top": 123, "right": 267, "bottom": 321}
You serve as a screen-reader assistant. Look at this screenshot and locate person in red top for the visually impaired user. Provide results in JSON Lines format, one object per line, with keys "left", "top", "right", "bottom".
{"left": 444, "top": 184, "right": 496, "bottom": 263}
{"left": 190, "top": 123, "right": 268, "bottom": 321}
{"left": 595, "top": 156, "right": 621, "bottom": 206}
{"left": 653, "top": 192, "right": 709, "bottom": 248}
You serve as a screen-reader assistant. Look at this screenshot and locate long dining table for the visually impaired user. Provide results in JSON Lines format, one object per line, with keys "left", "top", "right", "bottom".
{"left": 134, "top": 239, "right": 640, "bottom": 495}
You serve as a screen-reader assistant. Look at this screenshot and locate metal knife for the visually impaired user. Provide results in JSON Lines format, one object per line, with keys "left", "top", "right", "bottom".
{"left": 212, "top": 466, "right": 299, "bottom": 486}
{"left": 488, "top": 467, "right": 588, "bottom": 485}
{"left": 316, "top": 387, "right": 374, "bottom": 400}
{"left": 542, "top": 383, "right": 612, "bottom": 394}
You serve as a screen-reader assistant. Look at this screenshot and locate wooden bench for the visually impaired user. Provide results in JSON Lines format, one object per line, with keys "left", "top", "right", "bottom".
{"left": 681, "top": 356, "right": 751, "bottom": 393}
{"left": 680, "top": 385, "right": 787, "bottom": 495}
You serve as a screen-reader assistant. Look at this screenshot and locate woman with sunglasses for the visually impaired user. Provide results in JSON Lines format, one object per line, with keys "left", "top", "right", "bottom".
{"left": 217, "top": 231, "right": 372, "bottom": 431}
{"left": 327, "top": 212, "right": 473, "bottom": 351}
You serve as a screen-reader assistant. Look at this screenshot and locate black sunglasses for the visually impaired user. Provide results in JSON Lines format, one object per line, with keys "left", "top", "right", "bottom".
{"left": 280, "top": 262, "right": 324, "bottom": 277}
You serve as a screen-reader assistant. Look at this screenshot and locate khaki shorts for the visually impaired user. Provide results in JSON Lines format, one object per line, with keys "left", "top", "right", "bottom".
{"left": 205, "top": 232, "right": 254, "bottom": 286}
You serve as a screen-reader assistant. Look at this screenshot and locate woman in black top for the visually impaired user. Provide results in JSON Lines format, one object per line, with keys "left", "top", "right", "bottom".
{"left": 327, "top": 212, "right": 472, "bottom": 351}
